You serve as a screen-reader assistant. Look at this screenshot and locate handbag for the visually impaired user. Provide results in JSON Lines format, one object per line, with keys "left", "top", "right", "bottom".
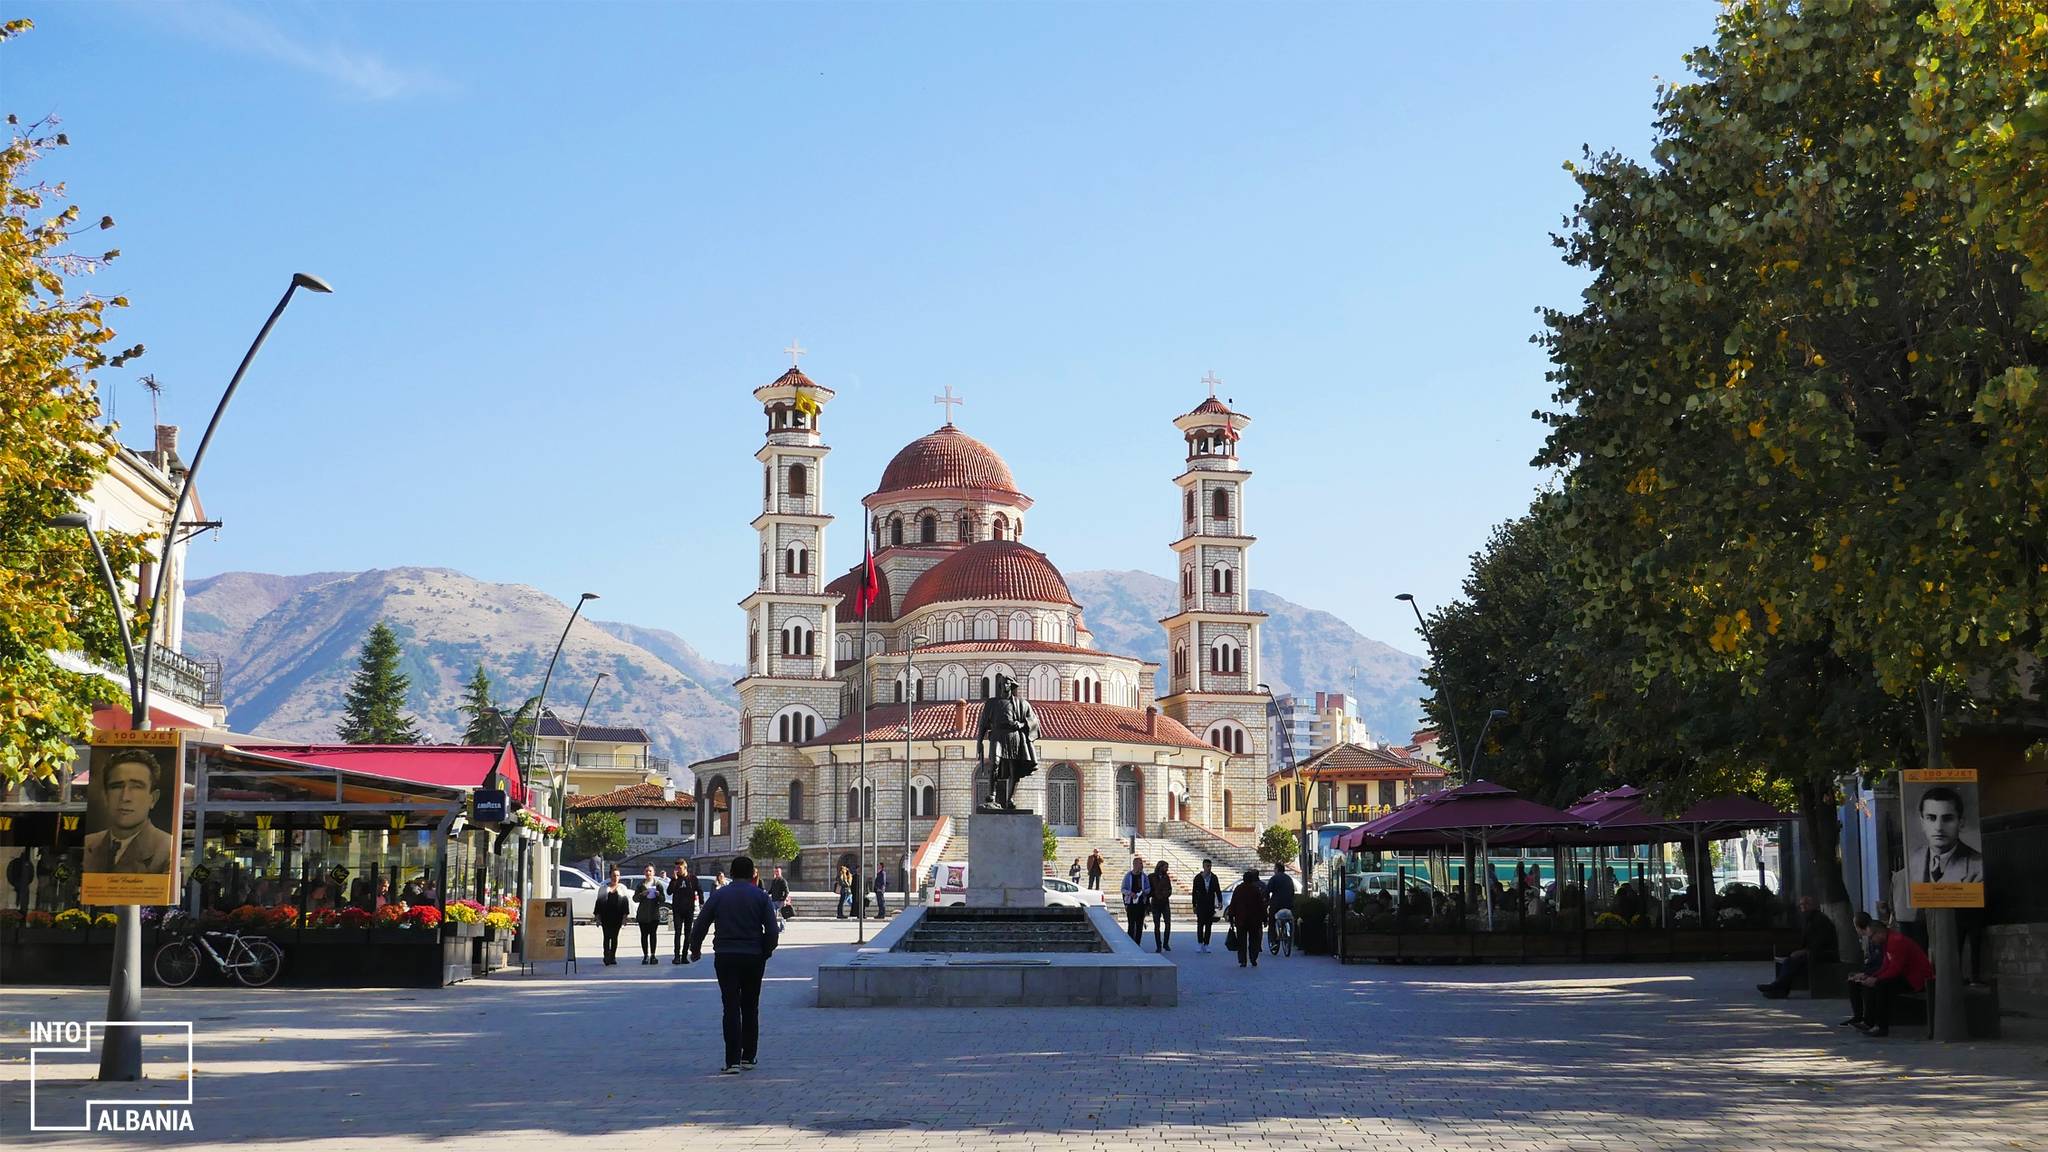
{"left": 1225, "top": 924, "right": 1239, "bottom": 952}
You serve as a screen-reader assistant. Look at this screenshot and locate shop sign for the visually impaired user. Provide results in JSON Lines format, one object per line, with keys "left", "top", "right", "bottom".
{"left": 473, "top": 788, "right": 508, "bottom": 824}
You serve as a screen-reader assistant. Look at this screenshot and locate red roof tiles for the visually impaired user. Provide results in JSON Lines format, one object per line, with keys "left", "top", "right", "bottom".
{"left": 567, "top": 782, "right": 695, "bottom": 810}
{"left": 899, "top": 541, "right": 1076, "bottom": 615}
{"left": 873, "top": 425, "right": 1022, "bottom": 500}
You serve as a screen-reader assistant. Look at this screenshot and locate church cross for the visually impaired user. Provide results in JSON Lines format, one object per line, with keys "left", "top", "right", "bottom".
{"left": 1201, "top": 371, "right": 1223, "bottom": 397}
{"left": 784, "top": 339, "right": 808, "bottom": 366}
{"left": 933, "top": 385, "right": 964, "bottom": 425}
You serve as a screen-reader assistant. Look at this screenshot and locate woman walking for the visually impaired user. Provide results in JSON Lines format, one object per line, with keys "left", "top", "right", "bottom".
{"left": 1228, "top": 867, "right": 1267, "bottom": 968}
{"left": 1069, "top": 857, "right": 1083, "bottom": 886}
{"left": 633, "top": 865, "right": 666, "bottom": 964}
{"left": 594, "top": 868, "right": 630, "bottom": 966}
{"left": 836, "top": 865, "right": 854, "bottom": 919}
{"left": 1149, "top": 860, "right": 1173, "bottom": 952}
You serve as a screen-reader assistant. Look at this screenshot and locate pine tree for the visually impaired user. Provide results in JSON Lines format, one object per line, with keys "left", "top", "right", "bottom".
{"left": 459, "top": 664, "right": 496, "bottom": 744}
{"left": 337, "top": 621, "right": 421, "bottom": 744}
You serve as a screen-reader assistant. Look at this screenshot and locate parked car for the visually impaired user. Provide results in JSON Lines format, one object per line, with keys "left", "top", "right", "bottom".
{"left": 1042, "top": 876, "right": 1104, "bottom": 907}
{"left": 555, "top": 865, "right": 603, "bottom": 923}
{"left": 927, "top": 865, "right": 1101, "bottom": 907}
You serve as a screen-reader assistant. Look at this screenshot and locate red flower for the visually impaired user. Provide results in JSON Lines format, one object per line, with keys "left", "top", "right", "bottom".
{"left": 337, "top": 907, "right": 373, "bottom": 929}
{"left": 405, "top": 905, "right": 442, "bottom": 929}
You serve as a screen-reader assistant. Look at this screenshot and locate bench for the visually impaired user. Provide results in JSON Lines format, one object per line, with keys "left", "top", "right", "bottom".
{"left": 1802, "top": 960, "right": 1851, "bottom": 1000}
{"left": 1893, "top": 979, "right": 2001, "bottom": 1039}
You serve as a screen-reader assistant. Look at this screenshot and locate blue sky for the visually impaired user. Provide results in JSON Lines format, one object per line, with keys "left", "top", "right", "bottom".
{"left": 13, "top": 1, "right": 1713, "bottom": 665}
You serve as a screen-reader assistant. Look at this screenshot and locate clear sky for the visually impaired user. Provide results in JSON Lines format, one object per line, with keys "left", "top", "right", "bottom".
{"left": 13, "top": 1, "right": 1714, "bottom": 665}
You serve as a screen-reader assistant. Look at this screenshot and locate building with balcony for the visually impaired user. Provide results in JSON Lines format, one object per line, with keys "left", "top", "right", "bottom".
{"left": 1270, "top": 691, "right": 1374, "bottom": 771}
{"left": 1269, "top": 741, "right": 1446, "bottom": 831}
{"left": 565, "top": 781, "right": 696, "bottom": 867}
{"left": 533, "top": 709, "right": 660, "bottom": 798}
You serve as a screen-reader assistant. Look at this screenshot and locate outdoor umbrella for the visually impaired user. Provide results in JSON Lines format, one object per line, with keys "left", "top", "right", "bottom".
{"left": 1334, "top": 780, "right": 1589, "bottom": 928}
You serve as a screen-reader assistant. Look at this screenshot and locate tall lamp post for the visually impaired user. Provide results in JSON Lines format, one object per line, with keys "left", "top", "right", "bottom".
{"left": 1467, "top": 708, "right": 1509, "bottom": 779}
{"left": 534, "top": 592, "right": 598, "bottom": 897}
{"left": 1260, "top": 683, "right": 1315, "bottom": 883}
{"left": 72, "top": 272, "right": 331, "bottom": 1082}
{"left": 562, "top": 671, "right": 610, "bottom": 808}
{"left": 1395, "top": 593, "right": 1468, "bottom": 779}
{"left": 900, "top": 635, "right": 927, "bottom": 901}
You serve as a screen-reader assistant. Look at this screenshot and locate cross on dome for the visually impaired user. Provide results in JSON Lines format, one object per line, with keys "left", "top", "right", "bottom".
{"left": 933, "top": 384, "right": 965, "bottom": 425}
{"left": 1201, "top": 370, "right": 1222, "bottom": 397}
{"left": 784, "top": 339, "right": 808, "bottom": 366}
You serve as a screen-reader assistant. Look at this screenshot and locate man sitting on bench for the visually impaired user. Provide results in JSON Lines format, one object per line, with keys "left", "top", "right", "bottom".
{"left": 1758, "top": 895, "right": 1840, "bottom": 999}
{"left": 1847, "top": 919, "right": 1932, "bottom": 1037}
{"left": 1838, "top": 911, "right": 1884, "bottom": 1028}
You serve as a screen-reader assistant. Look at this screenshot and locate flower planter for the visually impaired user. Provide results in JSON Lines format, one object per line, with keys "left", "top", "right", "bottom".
{"left": 3, "top": 934, "right": 112, "bottom": 983}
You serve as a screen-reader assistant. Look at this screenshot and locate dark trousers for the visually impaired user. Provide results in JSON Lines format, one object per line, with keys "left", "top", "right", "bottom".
{"left": 673, "top": 911, "right": 693, "bottom": 958}
{"left": 1848, "top": 979, "right": 1870, "bottom": 1021}
{"left": 599, "top": 920, "right": 623, "bottom": 963}
{"left": 636, "top": 921, "right": 657, "bottom": 960}
{"left": 714, "top": 952, "right": 767, "bottom": 1067}
{"left": 1088, "top": 870, "right": 1101, "bottom": 891}
{"left": 1770, "top": 950, "right": 1811, "bottom": 991}
{"left": 1125, "top": 903, "right": 1145, "bottom": 942}
{"left": 1195, "top": 913, "right": 1215, "bottom": 945}
{"left": 1151, "top": 903, "right": 1171, "bottom": 949}
{"left": 1864, "top": 976, "right": 1908, "bottom": 1031}
{"left": 1236, "top": 919, "right": 1262, "bottom": 966}
{"left": 873, "top": 888, "right": 886, "bottom": 916}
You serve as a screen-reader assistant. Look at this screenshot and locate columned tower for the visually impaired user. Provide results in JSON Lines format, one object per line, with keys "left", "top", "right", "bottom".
{"left": 1156, "top": 384, "right": 1267, "bottom": 836}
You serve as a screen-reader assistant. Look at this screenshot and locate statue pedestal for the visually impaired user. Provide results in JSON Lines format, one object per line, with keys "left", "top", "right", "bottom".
{"left": 967, "top": 811, "right": 1046, "bottom": 908}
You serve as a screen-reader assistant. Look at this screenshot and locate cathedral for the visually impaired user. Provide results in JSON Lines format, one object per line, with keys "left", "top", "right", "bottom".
{"left": 689, "top": 361, "right": 1270, "bottom": 886}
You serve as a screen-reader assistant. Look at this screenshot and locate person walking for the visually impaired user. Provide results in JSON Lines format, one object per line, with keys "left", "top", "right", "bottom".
{"left": 594, "top": 868, "right": 630, "bottom": 966}
{"left": 671, "top": 860, "right": 700, "bottom": 964}
{"left": 1120, "top": 856, "right": 1149, "bottom": 943}
{"left": 1191, "top": 859, "right": 1223, "bottom": 953}
{"left": 1149, "top": 860, "right": 1173, "bottom": 952}
{"left": 872, "top": 864, "right": 889, "bottom": 917}
{"left": 1229, "top": 867, "right": 1268, "bottom": 968}
{"left": 1069, "top": 857, "right": 1083, "bottom": 886}
{"left": 836, "top": 864, "right": 854, "bottom": 919}
{"left": 766, "top": 867, "right": 791, "bottom": 927}
{"left": 1087, "top": 849, "right": 1104, "bottom": 891}
{"left": 633, "top": 865, "right": 666, "bottom": 965}
{"left": 1265, "top": 862, "right": 1296, "bottom": 956}
{"left": 686, "top": 855, "right": 781, "bottom": 1074}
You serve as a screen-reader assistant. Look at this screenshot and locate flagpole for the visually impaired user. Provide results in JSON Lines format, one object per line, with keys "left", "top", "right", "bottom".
{"left": 856, "top": 595, "right": 869, "bottom": 946}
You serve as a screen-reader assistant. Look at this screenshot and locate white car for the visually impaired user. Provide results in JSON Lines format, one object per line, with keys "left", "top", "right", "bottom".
{"left": 556, "top": 865, "right": 603, "bottom": 923}
{"left": 1042, "top": 877, "right": 1104, "bottom": 907}
{"left": 928, "top": 865, "right": 1102, "bottom": 908}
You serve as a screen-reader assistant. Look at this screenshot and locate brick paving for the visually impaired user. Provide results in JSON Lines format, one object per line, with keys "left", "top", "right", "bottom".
{"left": 3, "top": 915, "right": 2045, "bottom": 1150}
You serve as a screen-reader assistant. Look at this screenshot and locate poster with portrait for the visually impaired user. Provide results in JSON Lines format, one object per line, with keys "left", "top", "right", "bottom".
{"left": 80, "top": 728, "right": 185, "bottom": 906}
{"left": 1901, "top": 768, "right": 1985, "bottom": 910}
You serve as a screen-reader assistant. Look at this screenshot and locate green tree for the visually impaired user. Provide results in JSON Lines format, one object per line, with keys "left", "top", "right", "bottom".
{"left": 457, "top": 663, "right": 536, "bottom": 748}
{"left": 0, "top": 19, "right": 149, "bottom": 783}
{"left": 565, "top": 811, "right": 627, "bottom": 862}
{"left": 336, "top": 621, "right": 421, "bottom": 744}
{"left": 1042, "top": 820, "right": 1058, "bottom": 864}
{"left": 1256, "top": 824, "right": 1298, "bottom": 868}
{"left": 748, "top": 819, "right": 801, "bottom": 867}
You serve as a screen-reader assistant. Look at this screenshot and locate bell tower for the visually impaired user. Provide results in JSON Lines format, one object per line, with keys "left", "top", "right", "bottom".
{"left": 1157, "top": 378, "right": 1267, "bottom": 836}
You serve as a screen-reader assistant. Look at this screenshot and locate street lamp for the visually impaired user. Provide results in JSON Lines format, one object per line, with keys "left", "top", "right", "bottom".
{"left": 1260, "top": 683, "right": 1317, "bottom": 883}
{"left": 1468, "top": 708, "right": 1510, "bottom": 779}
{"left": 1396, "top": 593, "right": 1468, "bottom": 780}
{"left": 83, "top": 271, "right": 329, "bottom": 1083}
{"left": 50, "top": 514, "right": 139, "bottom": 715}
{"left": 563, "top": 672, "right": 610, "bottom": 785}
{"left": 535, "top": 592, "right": 598, "bottom": 897}
{"left": 901, "top": 635, "right": 927, "bottom": 901}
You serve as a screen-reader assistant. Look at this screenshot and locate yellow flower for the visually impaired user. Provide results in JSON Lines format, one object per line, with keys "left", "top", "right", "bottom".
{"left": 1811, "top": 554, "right": 1828, "bottom": 571}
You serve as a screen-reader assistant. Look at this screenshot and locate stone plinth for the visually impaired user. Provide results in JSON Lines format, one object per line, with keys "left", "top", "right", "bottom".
{"left": 967, "top": 810, "right": 1046, "bottom": 908}
{"left": 815, "top": 906, "right": 1177, "bottom": 1007}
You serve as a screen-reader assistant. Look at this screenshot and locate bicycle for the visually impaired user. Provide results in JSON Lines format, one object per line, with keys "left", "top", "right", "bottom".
{"left": 1269, "top": 908, "right": 1294, "bottom": 957}
{"left": 152, "top": 914, "right": 284, "bottom": 987}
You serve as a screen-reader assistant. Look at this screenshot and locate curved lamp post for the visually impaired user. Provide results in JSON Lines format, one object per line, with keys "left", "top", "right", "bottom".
{"left": 1396, "top": 593, "right": 1468, "bottom": 779}
{"left": 535, "top": 592, "right": 598, "bottom": 897}
{"left": 50, "top": 514, "right": 139, "bottom": 713}
{"left": 94, "top": 271, "right": 330, "bottom": 1082}
{"left": 1259, "top": 682, "right": 1316, "bottom": 882}
{"left": 1467, "top": 708, "right": 1510, "bottom": 779}
{"left": 901, "top": 635, "right": 926, "bottom": 901}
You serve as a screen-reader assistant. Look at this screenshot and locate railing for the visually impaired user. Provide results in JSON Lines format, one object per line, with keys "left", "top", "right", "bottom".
{"left": 140, "top": 642, "right": 221, "bottom": 708}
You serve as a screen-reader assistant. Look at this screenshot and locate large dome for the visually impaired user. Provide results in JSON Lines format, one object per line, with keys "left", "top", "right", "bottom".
{"left": 874, "top": 425, "right": 1023, "bottom": 501}
{"left": 898, "top": 540, "right": 1077, "bottom": 615}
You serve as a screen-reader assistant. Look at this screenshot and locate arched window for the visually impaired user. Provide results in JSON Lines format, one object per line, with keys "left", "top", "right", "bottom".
{"left": 1008, "top": 611, "right": 1030, "bottom": 640}
{"left": 920, "top": 514, "right": 937, "bottom": 543}
{"left": 1184, "top": 490, "right": 1195, "bottom": 522}
{"left": 958, "top": 512, "right": 976, "bottom": 542}
{"left": 781, "top": 618, "right": 814, "bottom": 657}
{"left": 944, "top": 613, "right": 965, "bottom": 642}
{"left": 1223, "top": 789, "right": 1235, "bottom": 828}
{"left": 937, "top": 664, "right": 968, "bottom": 699}
{"left": 760, "top": 547, "right": 769, "bottom": 584}
{"left": 1073, "top": 670, "right": 1100, "bottom": 703}
{"left": 775, "top": 705, "right": 820, "bottom": 743}
{"left": 1108, "top": 668, "right": 1131, "bottom": 706}
{"left": 1027, "top": 664, "right": 1059, "bottom": 700}
{"left": 788, "top": 780, "right": 804, "bottom": 820}
{"left": 789, "top": 462, "right": 808, "bottom": 498}
{"left": 982, "top": 663, "right": 1017, "bottom": 699}
{"left": 764, "top": 468, "right": 772, "bottom": 503}
{"left": 846, "top": 784, "right": 874, "bottom": 820}
{"left": 1011, "top": 516, "right": 1022, "bottom": 539}
{"left": 890, "top": 516, "right": 904, "bottom": 547}
{"left": 1211, "top": 562, "right": 1234, "bottom": 596}
{"left": 894, "top": 666, "right": 919, "bottom": 703}
{"left": 1173, "top": 641, "right": 1188, "bottom": 677}
{"left": 1212, "top": 486, "right": 1230, "bottom": 520}
{"left": 910, "top": 774, "right": 937, "bottom": 817}
{"left": 1182, "top": 568, "right": 1193, "bottom": 599}
{"left": 874, "top": 518, "right": 885, "bottom": 553}
{"left": 785, "top": 541, "right": 807, "bottom": 576}
{"left": 866, "top": 633, "right": 884, "bottom": 657}
{"left": 707, "top": 777, "right": 730, "bottom": 838}
{"left": 974, "top": 611, "right": 997, "bottom": 640}
{"left": 991, "top": 513, "right": 1008, "bottom": 540}
{"left": 1210, "top": 636, "right": 1241, "bottom": 674}
{"left": 836, "top": 632, "right": 853, "bottom": 661}
{"left": 1205, "top": 720, "right": 1247, "bottom": 756}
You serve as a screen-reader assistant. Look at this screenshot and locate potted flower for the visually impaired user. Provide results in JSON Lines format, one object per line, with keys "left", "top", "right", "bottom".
{"left": 442, "top": 899, "right": 485, "bottom": 939}
{"left": 55, "top": 908, "right": 92, "bottom": 932}
{"left": 337, "top": 906, "right": 373, "bottom": 930}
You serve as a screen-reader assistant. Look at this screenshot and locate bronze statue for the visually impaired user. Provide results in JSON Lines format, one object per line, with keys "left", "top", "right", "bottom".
{"left": 975, "top": 675, "right": 1040, "bottom": 812}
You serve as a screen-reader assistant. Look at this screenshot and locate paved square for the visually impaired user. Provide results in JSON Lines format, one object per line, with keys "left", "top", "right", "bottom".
{"left": 4, "top": 917, "right": 2044, "bottom": 1150}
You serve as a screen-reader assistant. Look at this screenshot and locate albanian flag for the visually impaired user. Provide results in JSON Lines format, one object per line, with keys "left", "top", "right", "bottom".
{"left": 853, "top": 536, "right": 880, "bottom": 617}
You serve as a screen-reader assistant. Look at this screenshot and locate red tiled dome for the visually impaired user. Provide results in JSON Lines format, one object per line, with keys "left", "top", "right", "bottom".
{"left": 875, "top": 426, "right": 1022, "bottom": 500}
{"left": 1186, "top": 396, "right": 1237, "bottom": 417}
{"left": 898, "top": 541, "right": 1076, "bottom": 615}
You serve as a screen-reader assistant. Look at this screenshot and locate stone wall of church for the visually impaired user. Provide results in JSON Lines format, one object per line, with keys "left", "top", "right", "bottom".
{"left": 1164, "top": 696, "right": 1269, "bottom": 834}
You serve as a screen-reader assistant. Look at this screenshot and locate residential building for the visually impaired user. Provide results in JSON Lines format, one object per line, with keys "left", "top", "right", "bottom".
{"left": 1269, "top": 741, "right": 1447, "bottom": 830}
{"left": 566, "top": 782, "right": 696, "bottom": 865}
{"left": 532, "top": 709, "right": 661, "bottom": 798}
{"left": 1270, "top": 692, "right": 1373, "bottom": 771}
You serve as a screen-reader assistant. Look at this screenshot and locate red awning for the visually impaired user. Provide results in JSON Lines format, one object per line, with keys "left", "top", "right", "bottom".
{"left": 1336, "top": 779, "right": 1588, "bottom": 851}
{"left": 247, "top": 745, "right": 526, "bottom": 804}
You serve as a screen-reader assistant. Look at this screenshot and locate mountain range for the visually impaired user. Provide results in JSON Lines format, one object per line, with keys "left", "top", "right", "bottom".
{"left": 184, "top": 566, "right": 1425, "bottom": 773}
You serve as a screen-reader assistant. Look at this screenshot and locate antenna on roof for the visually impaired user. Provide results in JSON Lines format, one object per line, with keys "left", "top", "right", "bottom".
{"left": 141, "top": 374, "right": 162, "bottom": 429}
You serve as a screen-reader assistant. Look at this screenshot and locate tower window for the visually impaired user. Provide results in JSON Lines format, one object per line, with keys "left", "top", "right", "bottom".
{"left": 991, "top": 514, "right": 1008, "bottom": 541}
{"left": 785, "top": 542, "right": 808, "bottom": 576}
{"left": 1184, "top": 490, "right": 1194, "bottom": 522}
{"left": 921, "top": 514, "right": 937, "bottom": 543}
{"left": 789, "top": 462, "right": 808, "bottom": 498}
{"left": 788, "top": 780, "right": 803, "bottom": 820}
{"left": 1212, "top": 487, "right": 1230, "bottom": 520}
{"left": 1211, "top": 563, "right": 1234, "bottom": 596}
{"left": 890, "top": 517, "right": 904, "bottom": 546}
{"left": 781, "top": 619, "right": 815, "bottom": 657}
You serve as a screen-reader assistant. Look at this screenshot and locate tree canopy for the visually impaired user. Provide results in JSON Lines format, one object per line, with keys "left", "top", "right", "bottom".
{"left": 748, "top": 819, "right": 801, "bottom": 866}
{"left": 565, "top": 811, "right": 627, "bottom": 863}
{"left": 336, "top": 621, "right": 422, "bottom": 744}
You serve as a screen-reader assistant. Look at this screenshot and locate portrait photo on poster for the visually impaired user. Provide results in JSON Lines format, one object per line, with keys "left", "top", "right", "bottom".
{"left": 1900, "top": 770, "right": 1982, "bottom": 889}
{"left": 81, "top": 733, "right": 183, "bottom": 904}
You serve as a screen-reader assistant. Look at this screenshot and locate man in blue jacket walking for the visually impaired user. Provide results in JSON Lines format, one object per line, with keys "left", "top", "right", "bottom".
{"left": 686, "top": 855, "right": 780, "bottom": 1074}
